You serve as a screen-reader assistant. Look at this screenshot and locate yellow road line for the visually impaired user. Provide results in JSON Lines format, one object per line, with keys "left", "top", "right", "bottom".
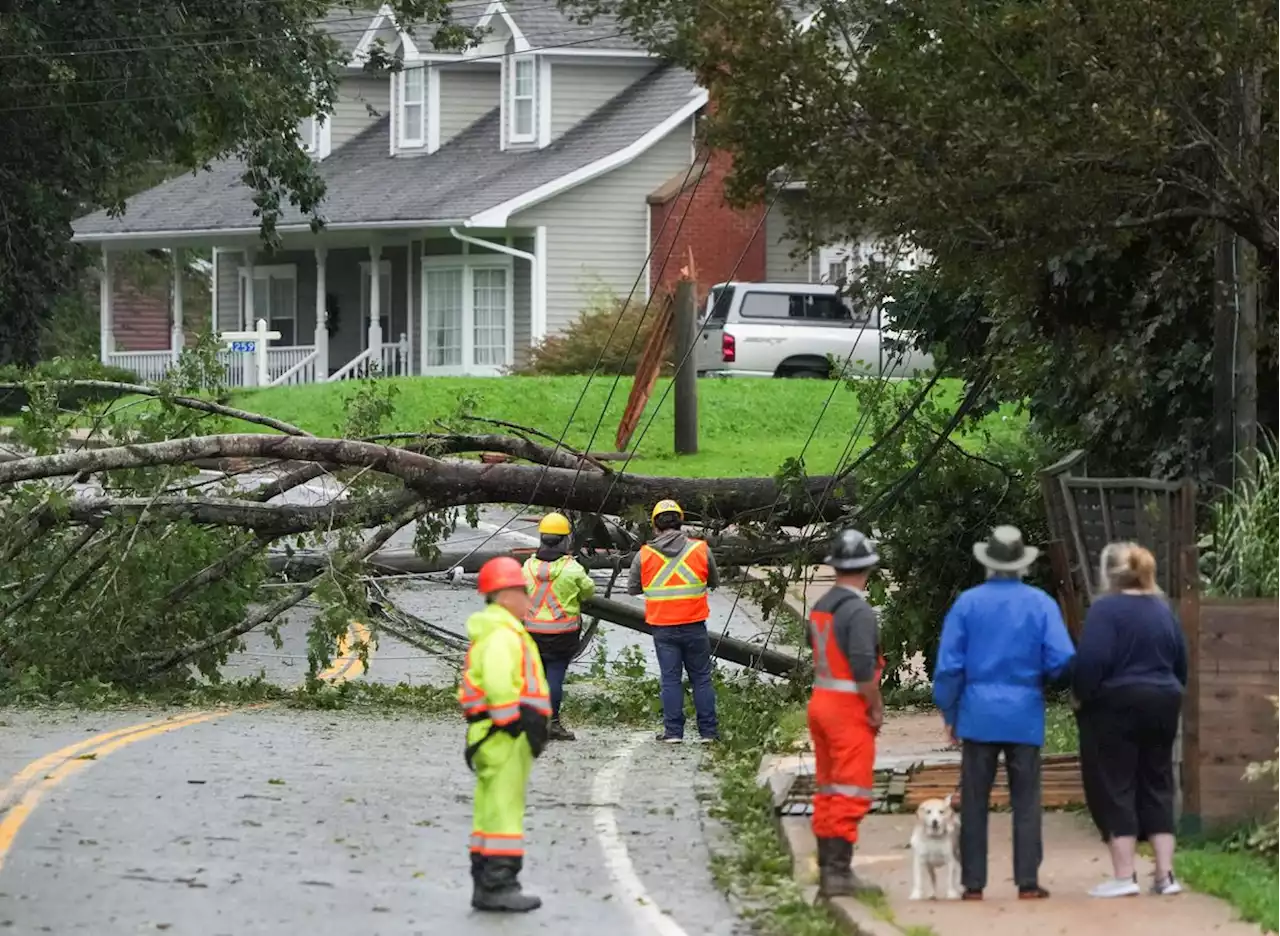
{"left": 0, "top": 620, "right": 374, "bottom": 873}
{"left": 0, "top": 708, "right": 240, "bottom": 872}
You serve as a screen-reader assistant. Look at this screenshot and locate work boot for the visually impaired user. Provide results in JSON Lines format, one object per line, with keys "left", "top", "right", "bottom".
{"left": 548, "top": 718, "right": 576, "bottom": 741}
{"left": 470, "top": 851, "right": 484, "bottom": 885}
{"left": 817, "top": 838, "right": 882, "bottom": 898}
{"left": 471, "top": 856, "right": 542, "bottom": 913}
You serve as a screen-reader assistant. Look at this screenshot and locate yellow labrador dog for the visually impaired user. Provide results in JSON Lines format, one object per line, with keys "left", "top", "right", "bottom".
{"left": 909, "top": 794, "right": 961, "bottom": 901}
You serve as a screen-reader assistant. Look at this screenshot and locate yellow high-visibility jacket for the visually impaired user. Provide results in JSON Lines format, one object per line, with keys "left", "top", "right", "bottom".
{"left": 521, "top": 555, "right": 596, "bottom": 636}
{"left": 458, "top": 604, "right": 551, "bottom": 729}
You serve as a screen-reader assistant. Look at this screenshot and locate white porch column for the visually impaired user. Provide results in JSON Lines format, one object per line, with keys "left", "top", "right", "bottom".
{"left": 533, "top": 226, "right": 547, "bottom": 342}
{"left": 368, "top": 243, "right": 383, "bottom": 355}
{"left": 170, "top": 248, "right": 185, "bottom": 362}
{"left": 242, "top": 249, "right": 256, "bottom": 329}
{"left": 98, "top": 250, "right": 114, "bottom": 364}
{"left": 314, "top": 246, "right": 329, "bottom": 378}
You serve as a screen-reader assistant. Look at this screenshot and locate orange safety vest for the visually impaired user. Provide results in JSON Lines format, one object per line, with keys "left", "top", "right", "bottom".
{"left": 458, "top": 623, "right": 552, "bottom": 726}
{"left": 808, "top": 606, "right": 886, "bottom": 707}
{"left": 639, "top": 539, "right": 711, "bottom": 626}
{"left": 524, "top": 559, "right": 582, "bottom": 636}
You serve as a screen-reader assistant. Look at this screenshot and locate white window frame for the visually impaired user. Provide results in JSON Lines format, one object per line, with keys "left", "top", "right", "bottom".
{"left": 398, "top": 66, "right": 427, "bottom": 149}
{"left": 508, "top": 55, "right": 537, "bottom": 144}
{"left": 420, "top": 254, "right": 515, "bottom": 377}
{"left": 359, "top": 260, "right": 394, "bottom": 351}
{"left": 237, "top": 264, "right": 298, "bottom": 344}
{"left": 299, "top": 115, "right": 318, "bottom": 154}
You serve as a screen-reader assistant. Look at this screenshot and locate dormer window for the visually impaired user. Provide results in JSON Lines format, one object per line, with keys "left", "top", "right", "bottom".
{"left": 509, "top": 56, "right": 536, "bottom": 143}
{"left": 399, "top": 66, "right": 427, "bottom": 148}
{"left": 299, "top": 115, "right": 318, "bottom": 154}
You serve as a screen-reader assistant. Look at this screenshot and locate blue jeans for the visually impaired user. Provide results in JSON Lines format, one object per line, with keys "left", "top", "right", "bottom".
{"left": 653, "top": 622, "right": 719, "bottom": 739}
{"left": 542, "top": 657, "right": 569, "bottom": 719}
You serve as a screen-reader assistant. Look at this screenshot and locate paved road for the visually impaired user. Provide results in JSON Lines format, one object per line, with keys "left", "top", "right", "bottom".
{"left": 1, "top": 480, "right": 779, "bottom": 934}
{"left": 0, "top": 710, "right": 747, "bottom": 935}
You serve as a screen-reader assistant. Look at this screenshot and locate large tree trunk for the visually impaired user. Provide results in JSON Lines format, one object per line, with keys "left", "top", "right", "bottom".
{"left": 0, "top": 434, "right": 853, "bottom": 524}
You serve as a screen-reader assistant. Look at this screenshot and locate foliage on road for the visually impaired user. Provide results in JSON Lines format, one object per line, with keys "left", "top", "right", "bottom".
{"left": 0, "top": 1, "right": 476, "bottom": 366}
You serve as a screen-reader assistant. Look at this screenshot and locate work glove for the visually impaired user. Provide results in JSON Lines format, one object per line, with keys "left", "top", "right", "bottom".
{"left": 519, "top": 704, "right": 550, "bottom": 758}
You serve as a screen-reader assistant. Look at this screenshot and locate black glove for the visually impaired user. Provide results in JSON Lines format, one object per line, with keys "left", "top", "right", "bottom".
{"left": 520, "top": 705, "right": 550, "bottom": 758}
{"left": 499, "top": 719, "right": 523, "bottom": 739}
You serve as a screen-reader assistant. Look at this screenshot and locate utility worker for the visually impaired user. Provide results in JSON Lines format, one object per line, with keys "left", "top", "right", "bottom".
{"left": 627, "top": 499, "right": 720, "bottom": 743}
{"left": 522, "top": 512, "right": 596, "bottom": 741}
{"left": 807, "top": 528, "right": 885, "bottom": 898}
{"left": 458, "top": 556, "right": 552, "bottom": 913}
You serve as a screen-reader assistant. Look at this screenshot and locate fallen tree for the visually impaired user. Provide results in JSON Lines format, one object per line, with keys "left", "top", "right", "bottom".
{"left": 0, "top": 371, "right": 842, "bottom": 691}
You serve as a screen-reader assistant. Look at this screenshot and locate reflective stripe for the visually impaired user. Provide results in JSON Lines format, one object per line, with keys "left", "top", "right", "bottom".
{"left": 813, "top": 675, "right": 861, "bottom": 693}
{"left": 525, "top": 560, "right": 581, "bottom": 632}
{"left": 817, "top": 783, "right": 875, "bottom": 798}
{"left": 488, "top": 703, "right": 519, "bottom": 724}
{"left": 641, "top": 542, "right": 709, "bottom": 602}
{"left": 470, "top": 832, "right": 524, "bottom": 856}
{"left": 520, "top": 694, "right": 552, "bottom": 714}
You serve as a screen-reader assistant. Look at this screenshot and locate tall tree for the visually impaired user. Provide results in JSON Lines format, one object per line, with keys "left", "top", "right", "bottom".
{"left": 0, "top": 1, "right": 476, "bottom": 366}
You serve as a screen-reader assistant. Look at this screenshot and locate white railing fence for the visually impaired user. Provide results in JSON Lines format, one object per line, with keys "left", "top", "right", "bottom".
{"left": 268, "top": 349, "right": 320, "bottom": 387}
{"left": 267, "top": 345, "right": 317, "bottom": 384}
{"left": 106, "top": 350, "right": 174, "bottom": 384}
{"left": 326, "top": 347, "right": 378, "bottom": 382}
{"left": 380, "top": 333, "right": 411, "bottom": 377}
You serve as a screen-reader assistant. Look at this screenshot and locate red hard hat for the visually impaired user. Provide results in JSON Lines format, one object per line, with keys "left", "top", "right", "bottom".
{"left": 477, "top": 556, "right": 527, "bottom": 595}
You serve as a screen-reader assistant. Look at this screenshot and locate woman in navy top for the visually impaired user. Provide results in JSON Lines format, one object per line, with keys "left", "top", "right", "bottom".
{"left": 1073, "top": 542, "right": 1188, "bottom": 899}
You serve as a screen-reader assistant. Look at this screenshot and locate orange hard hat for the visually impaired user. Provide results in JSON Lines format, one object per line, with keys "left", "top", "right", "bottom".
{"left": 476, "top": 556, "right": 527, "bottom": 595}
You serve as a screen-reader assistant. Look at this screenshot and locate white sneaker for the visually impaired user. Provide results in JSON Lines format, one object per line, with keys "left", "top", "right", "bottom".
{"left": 1151, "top": 874, "right": 1183, "bottom": 896}
{"left": 1089, "top": 878, "right": 1141, "bottom": 898}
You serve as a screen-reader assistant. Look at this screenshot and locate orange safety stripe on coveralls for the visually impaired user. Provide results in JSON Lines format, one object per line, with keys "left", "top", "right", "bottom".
{"left": 457, "top": 630, "right": 552, "bottom": 727}
{"left": 524, "top": 560, "right": 582, "bottom": 636}
{"left": 639, "top": 540, "right": 710, "bottom": 626}
{"left": 807, "top": 605, "right": 885, "bottom": 844}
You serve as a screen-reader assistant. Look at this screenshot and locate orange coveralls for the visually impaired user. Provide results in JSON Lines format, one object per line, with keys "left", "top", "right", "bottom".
{"left": 807, "top": 587, "right": 885, "bottom": 843}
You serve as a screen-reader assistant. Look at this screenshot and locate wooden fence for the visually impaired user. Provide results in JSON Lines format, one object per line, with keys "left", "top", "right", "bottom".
{"left": 1179, "top": 568, "right": 1279, "bottom": 830}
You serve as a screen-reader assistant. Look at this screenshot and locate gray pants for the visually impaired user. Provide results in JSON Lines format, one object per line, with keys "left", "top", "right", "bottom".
{"left": 959, "top": 741, "right": 1042, "bottom": 892}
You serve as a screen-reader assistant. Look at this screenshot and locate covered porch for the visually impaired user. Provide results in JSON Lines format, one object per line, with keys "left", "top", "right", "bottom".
{"left": 94, "top": 225, "right": 547, "bottom": 387}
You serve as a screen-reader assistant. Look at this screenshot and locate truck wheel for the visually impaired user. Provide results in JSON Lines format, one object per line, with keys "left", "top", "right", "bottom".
{"left": 778, "top": 367, "right": 828, "bottom": 379}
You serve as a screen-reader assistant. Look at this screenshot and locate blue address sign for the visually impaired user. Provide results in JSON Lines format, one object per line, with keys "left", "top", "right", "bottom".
{"left": 231, "top": 341, "right": 256, "bottom": 353}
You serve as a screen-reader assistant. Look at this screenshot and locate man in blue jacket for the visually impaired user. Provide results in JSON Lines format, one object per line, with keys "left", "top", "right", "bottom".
{"left": 933, "top": 526, "right": 1075, "bottom": 901}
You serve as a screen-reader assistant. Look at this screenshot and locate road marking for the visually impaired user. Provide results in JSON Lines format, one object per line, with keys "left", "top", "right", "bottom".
{"left": 0, "top": 620, "right": 371, "bottom": 873}
{"left": 592, "top": 733, "right": 692, "bottom": 936}
{"left": 0, "top": 708, "right": 239, "bottom": 872}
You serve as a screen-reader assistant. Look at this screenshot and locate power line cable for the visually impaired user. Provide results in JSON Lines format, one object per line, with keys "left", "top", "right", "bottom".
{"left": 558, "top": 147, "right": 715, "bottom": 510}
{"left": 0, "top": 0, "right": 612, "bottom": 60}
{"left": 0, "top": 28, "right": 631, "bottom": 107}
{"left": 437, "top": 151, "right": 709, "bottom": 571}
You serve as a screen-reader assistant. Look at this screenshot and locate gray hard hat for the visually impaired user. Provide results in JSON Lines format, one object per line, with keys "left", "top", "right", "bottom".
{"left": 824, "top": 528, "right": 879, "bottom": 571}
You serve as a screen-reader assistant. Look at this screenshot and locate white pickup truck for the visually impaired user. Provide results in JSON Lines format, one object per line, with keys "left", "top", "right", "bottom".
{"left": 693, "top": 281, "right": 933, "bottom": 379}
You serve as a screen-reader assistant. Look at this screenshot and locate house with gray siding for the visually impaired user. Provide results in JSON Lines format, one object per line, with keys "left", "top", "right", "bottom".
{"left": 72, "top": 1, "right": 707, "bottom": 385}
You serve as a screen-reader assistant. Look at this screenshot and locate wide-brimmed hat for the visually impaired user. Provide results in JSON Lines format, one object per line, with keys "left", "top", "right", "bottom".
{"left": 973, "top": 525, "right": 1040, "bottom": 571}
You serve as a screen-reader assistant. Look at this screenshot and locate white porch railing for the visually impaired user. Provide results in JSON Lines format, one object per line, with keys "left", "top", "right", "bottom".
{"left": 266, "top": 345, "right": 317, "bottom": 383}
{"left": 381, "top": 334, "right": 410, "bottom": 377}
{"left": 215, "top": 350, "right": 248, "bottom": 387}
{"left": 269, "top": 349, "right": 321, "bottom": 386}
{"left": 328, "top": 334, "right": 410, "bottom": 382}
{"left": 326, "top": 347, "right": 378, "bottom": 382}
{"left": 106, "top": 350, "right": 174, "bottom": 384}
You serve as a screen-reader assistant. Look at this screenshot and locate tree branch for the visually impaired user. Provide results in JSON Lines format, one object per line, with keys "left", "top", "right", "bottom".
{"left": 160, "top": 535, "right": 272, "bottom": 607}
{"left": 0, "top": 434, "right": 852, "bottom": 523}
{"left": 142, "top": 499, "right": 432, "bottom": 675}
{"left": 0, "top": 525, "right": 98, "bottom": 621}
{"left": 0, "top": 380, "right": 312, "bottom": 437}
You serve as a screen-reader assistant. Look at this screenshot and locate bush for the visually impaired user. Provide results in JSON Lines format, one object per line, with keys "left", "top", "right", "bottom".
{"left": 0, "top": 357, "right": 141, "bottom": 416}
{"left": 1202, "top": 432, "right": 1279, "bottom": 598}
{"left": 514, "top": 293, "right": 671, "bottom": 376}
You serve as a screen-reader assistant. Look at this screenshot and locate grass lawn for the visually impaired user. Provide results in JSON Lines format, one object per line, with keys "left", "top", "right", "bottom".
{"left": 224, "top": 375, "right": 1024, "bottom": 478}
{"left": 1177, "top": 843, "right": 1278, "bottom": 932}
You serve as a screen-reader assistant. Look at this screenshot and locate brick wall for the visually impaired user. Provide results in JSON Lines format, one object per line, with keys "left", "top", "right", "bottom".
{"left": 111, "top": 280, "right": 171, "bottom": 352}
{"left": 1181, "top": 598, "right": 1279, "bottom": 828}
{"left": 647, "top": 146, "right": 766, "bottom": 306}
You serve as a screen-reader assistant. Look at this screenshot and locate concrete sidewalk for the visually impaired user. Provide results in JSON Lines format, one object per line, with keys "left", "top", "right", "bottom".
{"left": 768, "top": 711, "right": 1266, "bottom": 936}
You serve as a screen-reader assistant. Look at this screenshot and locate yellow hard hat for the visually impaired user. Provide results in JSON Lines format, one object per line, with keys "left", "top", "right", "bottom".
{"left": 651, "top": 499, "right": 684, "bottom": 523}
{"left": 537, "top": 512, "right": 572, "bottom": 536}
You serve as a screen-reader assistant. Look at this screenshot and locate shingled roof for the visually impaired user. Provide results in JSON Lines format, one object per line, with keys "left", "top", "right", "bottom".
{"left": 73, "top": 65, "right": 701, "bottom": 239}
